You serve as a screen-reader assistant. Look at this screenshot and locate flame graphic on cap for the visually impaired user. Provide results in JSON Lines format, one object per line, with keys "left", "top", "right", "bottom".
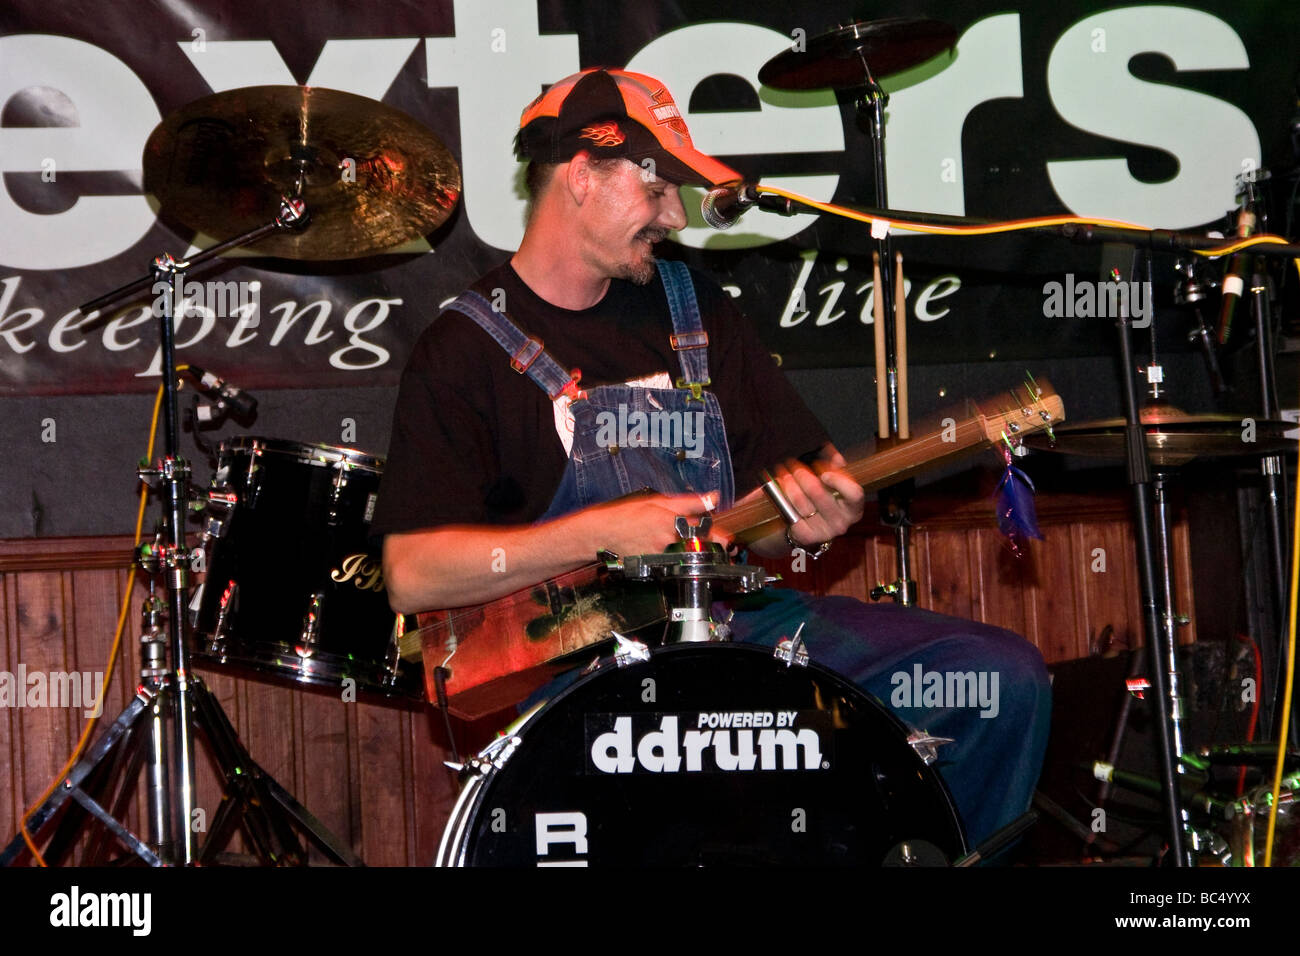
{"left": 580, "top": 122, "right": 626, "bottom": 147}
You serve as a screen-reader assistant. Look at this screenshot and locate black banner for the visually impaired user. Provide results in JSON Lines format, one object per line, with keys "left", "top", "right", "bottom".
{"left": 1, "top": 0, "right": 1296, "bottom": 395}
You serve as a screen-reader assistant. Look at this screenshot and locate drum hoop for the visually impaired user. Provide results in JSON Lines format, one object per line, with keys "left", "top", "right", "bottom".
{"left": 435, "top": 774, "right": 487, "bottom": 867}
{"left": 218, "top": 436, "right": 385, "bottom": 473}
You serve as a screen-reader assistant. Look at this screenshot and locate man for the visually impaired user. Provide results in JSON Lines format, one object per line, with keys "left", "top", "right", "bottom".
{"left": 375, "top": 68, "right": 1050, "bottom": 851}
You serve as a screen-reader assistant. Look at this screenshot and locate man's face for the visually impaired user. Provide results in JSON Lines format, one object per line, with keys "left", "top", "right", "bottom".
{"left": 581, "top": 158, "right": 687, "bottom": 285}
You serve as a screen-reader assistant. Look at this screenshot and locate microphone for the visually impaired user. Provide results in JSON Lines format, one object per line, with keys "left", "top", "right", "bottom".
{"left": 1216, "top": 206, "right": 1255, "bottom": 345}
{"left": 700, "top": 183, "right": 797, "bottom": 229}
{"left": 184, "top": 365, "right": 258, "bottom": 418}
{"left": 701, "top": 183, "right": 759, "bottom": 229}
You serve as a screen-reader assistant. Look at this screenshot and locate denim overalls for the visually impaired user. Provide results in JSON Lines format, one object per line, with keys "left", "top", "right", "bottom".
{"left": 445, "top": 260, "right": 1051, "bottom": 849}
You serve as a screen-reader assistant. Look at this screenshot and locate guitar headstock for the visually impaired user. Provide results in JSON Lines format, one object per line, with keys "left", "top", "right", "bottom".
{"left": 975, "top": 374, "right": 1065, "bottom": 448}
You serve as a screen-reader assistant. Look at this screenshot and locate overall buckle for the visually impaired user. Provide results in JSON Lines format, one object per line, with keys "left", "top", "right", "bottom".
{"left": 675, "top": 376, "right": 710, "bottom": 402}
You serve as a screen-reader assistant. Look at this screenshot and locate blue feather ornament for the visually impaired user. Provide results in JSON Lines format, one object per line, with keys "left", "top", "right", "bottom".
{"left": 994, "top": 445, "right": 1044, "bottom": 556}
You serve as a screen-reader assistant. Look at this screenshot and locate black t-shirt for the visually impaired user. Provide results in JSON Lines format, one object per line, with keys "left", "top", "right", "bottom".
{"left": 371, "top": 260, "right": 830, "bottom": 536}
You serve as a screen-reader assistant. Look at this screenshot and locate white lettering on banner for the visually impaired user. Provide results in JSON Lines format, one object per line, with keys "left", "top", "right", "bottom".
{"left": 0, "top": 9, "right": 1268, "bottom": 271}
{"left": 102, "top": 307, "right": 153, "bottom": 352}
{"left": 0, "top": 35, "right": 159, "bottom": 269}
{"left": 779, "top": 251, "right": 962, "bottom": 329}
{"left": 883, "top": 14, "right": 1024, "bottom": 221}
{"left": 1045, "top": 6, "right": 1260, "bottom": 229}
{"left": 180, "top": 38, "right": 419, "bottom": 100}
{"left": 426, "top": 0, "right": 580, "bottom": 251}
{"left": 627, "top": 22, "right": 844, "bottom": 250}
{"left": 132, "top": 297, "right": 399, "bottom": 376}
{"left": 0, "top": 275, "right": 399, "bottom": 375}
{"left": 0, "top": 276, "right": 42, "bottom": 352}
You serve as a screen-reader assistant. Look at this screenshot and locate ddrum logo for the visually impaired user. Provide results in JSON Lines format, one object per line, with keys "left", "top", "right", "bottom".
{"left": 588, "top": 712, "right": 827, "bottom": 773}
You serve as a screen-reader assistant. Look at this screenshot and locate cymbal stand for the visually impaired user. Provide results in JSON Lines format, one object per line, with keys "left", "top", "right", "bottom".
{"left": 3, "top": 199, "right": 362, "bottom": 867}
{"left": 1244, "top": 194, "right": 1298, "bottom": 746}
{"left": 1113, "top": 271, "right": 1189, "bottom": 865}
{"left": 854, "top": 63, "right": 916, "bottom": 606}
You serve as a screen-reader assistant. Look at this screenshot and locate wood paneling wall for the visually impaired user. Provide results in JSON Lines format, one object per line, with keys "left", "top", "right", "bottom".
{"left": 0, "top": 490, "right": 1195, "bottom": 866}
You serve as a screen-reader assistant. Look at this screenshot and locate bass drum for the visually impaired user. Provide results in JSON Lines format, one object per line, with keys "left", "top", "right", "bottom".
{"left": 191, "top": 437, "right": 421, "bottom": 701}
{"left": 438, "top": 642, "right": 966, "bottom": 866}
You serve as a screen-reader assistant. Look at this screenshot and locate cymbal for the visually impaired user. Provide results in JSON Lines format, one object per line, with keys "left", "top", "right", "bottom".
{"left": 143, "top": 86, "right": 461, "bottom": 260}
{"left": 1023, "top": 404, "right": 1297, "bottom": 467}
{"left": 759, "top": 18, "right": 957, "bottom": 91}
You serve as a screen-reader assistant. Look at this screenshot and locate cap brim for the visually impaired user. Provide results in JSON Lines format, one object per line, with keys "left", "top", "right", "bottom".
{"left": 646, "top": 147, "right": 742, "bottom": 189}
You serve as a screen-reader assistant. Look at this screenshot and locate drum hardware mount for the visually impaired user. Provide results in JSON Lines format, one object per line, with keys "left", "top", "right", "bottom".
{"left": 872, "top": 487, "right": 917, "bottom": 604}
{"left": 773, "top": 621, "right": 809, "bottom": 668}
{"left": 442, "top": 705, "right": 539, "bottom": 777}
{"left": 906, "top": 732, "right": 955, "bottom": 766}
{"left": 603, "top": 514, "right": 777, "bottom": 643}
{"left": 612, "top": 631, "right": 651, "bottom": 668}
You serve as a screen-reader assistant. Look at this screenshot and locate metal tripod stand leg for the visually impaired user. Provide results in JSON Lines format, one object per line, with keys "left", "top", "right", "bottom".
{"left": 189, "top": 678, "right": 365, "bottom": 866}
{"left": 0, "top": 692, "right": 163, "bottom": 867}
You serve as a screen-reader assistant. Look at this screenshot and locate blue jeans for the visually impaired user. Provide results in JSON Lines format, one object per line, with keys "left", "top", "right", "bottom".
{"left": 722, "top": 587, "right": 1051, "bottom": 846}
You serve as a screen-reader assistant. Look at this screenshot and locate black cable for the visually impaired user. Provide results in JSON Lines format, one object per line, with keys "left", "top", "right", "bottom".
{"left": 433, "top": 666, "right": 461, "bottom": 766}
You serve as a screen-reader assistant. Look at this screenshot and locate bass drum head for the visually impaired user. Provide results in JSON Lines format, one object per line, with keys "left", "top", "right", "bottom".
{"left": 441, "top": 643, "right": 967, "bottom": 866}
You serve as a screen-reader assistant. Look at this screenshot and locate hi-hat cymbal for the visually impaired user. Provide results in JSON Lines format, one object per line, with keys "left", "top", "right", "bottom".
{"left": 1023, "top": 404, "right": 1297, "bottom": 466}
{"left": 759, "top": 18, "right": 957, "bottom": 91}
{"left": 143, "top": 86, "right": 461, "bottom": 260}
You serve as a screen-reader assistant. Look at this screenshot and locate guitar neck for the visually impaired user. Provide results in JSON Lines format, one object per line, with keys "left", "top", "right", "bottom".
{"left": 716, "top": 413, "right": 1021, "bottom": 546}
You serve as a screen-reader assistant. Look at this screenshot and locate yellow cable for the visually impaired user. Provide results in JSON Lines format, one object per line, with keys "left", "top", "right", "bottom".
{"left": 753, "top": 185, "right": 1295, "bottom": 258}
{"left": 19, "top": 367, "right": 187, "bottom": 866}
{"left": 1265, "top": 366, "right": 1299, "bottom": 865}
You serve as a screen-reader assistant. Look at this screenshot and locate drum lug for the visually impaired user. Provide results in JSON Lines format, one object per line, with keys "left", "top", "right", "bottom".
{"left": 381, "top": 615, "right": 407, "bottom": 686}
{"left": 245, "top": 453, "right": 262, "bottom": 508}
{"left": 328, "top": 463, "right": 350, "bottom": 525}
{"left": 612, "top": 631, "right": 650, "bottom": 667}
{"left": 448, "top": 732, "right": 524, "bottom": 779}
{"left": 199, "top": 485, "right": 238, "bottom": 540}
{"left": 296, "top": 591, "right": 326, "bottom": 658}
{"left": 209, "top": 579, "right": 238, "bottom": 652}
{"left": 906, "top": 731, "right": 955, "bottom": 766}
{"left": 773, "top": 622, "right": 809, "bottom": 667}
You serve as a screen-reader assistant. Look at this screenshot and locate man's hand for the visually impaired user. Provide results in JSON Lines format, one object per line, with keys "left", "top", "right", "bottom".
{"left": 384, "top": 490, "right": 731, "bottom": 613}
{"left": 578, "top": 491, "right": 731, "bottom": 556}
{"left": 741, "top": 445, "right": 865, "bottom": 557}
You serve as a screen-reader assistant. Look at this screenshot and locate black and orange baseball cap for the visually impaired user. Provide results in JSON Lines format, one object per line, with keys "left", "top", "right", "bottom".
{"left": 515, "top": 68, "right": 742, "bottom": 188}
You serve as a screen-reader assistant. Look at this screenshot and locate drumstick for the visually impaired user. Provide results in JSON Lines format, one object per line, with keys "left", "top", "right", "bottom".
{"left": 873, "top": 251, "right": 888, "bottom": 439}
{"left": 894, "top": 251, "right": 909, "bottom": 440}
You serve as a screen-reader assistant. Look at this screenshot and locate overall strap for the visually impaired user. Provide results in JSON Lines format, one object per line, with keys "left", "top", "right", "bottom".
{"left": 444, "top": 291, "right": 582, "bottom": 400}
{"left": 656, "top": 259, "right": 711, "bottom": 400}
